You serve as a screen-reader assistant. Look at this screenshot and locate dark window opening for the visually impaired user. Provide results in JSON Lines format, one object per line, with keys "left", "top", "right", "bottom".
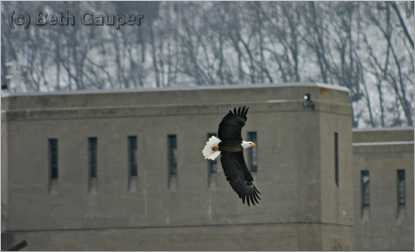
{"left": 128, "top": 136, "right": 138, "bottom": 177}
{"left": 397, "top": 169, "right": 406, "bottom": 207}
{"left": 361, "top": 170, "right": 370, "bottom": 208}
{"left": 334, "top": 132, "right": 339, "bottom": 186}
{"left": 247, "top": 131, "right": 257, "bottom": 172}
{"left": 48, "top": 138, "right": 58, "bottom": 179}
{"left": 88, "top": 137, "right": 97, "bottom": 178}
{"left": 168, "top": 135, "right": 177, "bottom": 177}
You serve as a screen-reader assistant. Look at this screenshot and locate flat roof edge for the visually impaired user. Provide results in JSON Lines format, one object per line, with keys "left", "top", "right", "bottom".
{"left": 353, "top": 127, "right": 414, "bottom": 132}
{"left": 352, "top": 141, "right": 414, "bottom": 146}
{"left": 1, "top": 83, "right": 349, "bottom": 98}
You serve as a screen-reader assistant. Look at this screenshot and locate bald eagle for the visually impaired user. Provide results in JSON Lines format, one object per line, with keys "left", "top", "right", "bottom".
{"left": 202, "top": 106, "right": 261, "bottom": 206}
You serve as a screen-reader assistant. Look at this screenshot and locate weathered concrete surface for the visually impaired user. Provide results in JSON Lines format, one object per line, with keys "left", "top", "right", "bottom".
{"left": 353, "top": 127, "right": 414, "bottom": 143}
{"left": 352, "top": 128, "right": 414, "bottom": 251}
{"left": 6, "top": 223, "right": 353, "bottom": 251}
{"left": 0, "top": 83, "right": 354, "bottom": 250}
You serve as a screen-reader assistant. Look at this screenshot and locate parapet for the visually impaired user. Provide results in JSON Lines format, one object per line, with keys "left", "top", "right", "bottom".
{"left": 2, "top": 83, "right": 348, "bottom": 109}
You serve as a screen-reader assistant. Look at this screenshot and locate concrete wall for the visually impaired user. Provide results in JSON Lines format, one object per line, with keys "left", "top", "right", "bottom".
{"left": 352, "top": 128, "right": 414, "bottom": 250}
{"left": 1, "top": 84, "right": 352, "bottom": 250}
{"left": 6, "top": 223, "right": 353, "bottom": 251}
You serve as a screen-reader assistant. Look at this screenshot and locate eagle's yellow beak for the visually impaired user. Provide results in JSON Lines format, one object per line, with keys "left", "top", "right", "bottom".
{"left": 251, "top": 143, "right": 256, "bottom": 148}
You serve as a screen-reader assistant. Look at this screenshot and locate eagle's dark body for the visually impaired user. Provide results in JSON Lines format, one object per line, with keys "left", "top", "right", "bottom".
{"left": 217, "top": 106, "right": 261, "bottom": 206}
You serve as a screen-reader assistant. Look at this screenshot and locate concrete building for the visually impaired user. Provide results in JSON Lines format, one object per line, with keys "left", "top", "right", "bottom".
{"left": 352, "top": 128, "right": 414, "bottom": 250}
{"left": 0, "top": 83, "right": 413, "bottom": 250}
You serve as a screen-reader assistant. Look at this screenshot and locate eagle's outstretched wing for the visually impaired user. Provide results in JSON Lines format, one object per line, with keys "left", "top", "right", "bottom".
{"left": 218, "top": 106, "right": 249, "bottom": 145}
{"left": 220, "top": 151, "right": 261, "bottom": 206}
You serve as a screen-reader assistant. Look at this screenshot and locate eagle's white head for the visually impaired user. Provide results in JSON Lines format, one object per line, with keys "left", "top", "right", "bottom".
{"left": 241, "top": 141, "right": 256, "bottom": 149}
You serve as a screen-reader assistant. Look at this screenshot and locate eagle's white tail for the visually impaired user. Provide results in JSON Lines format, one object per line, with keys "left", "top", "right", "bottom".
{"left": 202, "top": 136, "right": 221, "bottom": 160}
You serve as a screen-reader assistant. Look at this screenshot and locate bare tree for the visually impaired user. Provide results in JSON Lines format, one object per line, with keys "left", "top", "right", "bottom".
{"left": 1, "top": 1, "right": 413, "bottom": 127}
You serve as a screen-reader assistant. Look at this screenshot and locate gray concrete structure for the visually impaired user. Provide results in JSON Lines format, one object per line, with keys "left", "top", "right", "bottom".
{"left": 0, "top": 83, "right": 412, "bottom": 250}
{"left": 352, "top": 128, "right": 414, "bottom": 250}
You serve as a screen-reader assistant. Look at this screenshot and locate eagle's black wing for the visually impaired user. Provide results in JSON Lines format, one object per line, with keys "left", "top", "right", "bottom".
{"left": 218, "top": 106, "right": 249, "bottom": 145}
{"left": 220, "top": 151, "right": 261, "bottom": 206}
